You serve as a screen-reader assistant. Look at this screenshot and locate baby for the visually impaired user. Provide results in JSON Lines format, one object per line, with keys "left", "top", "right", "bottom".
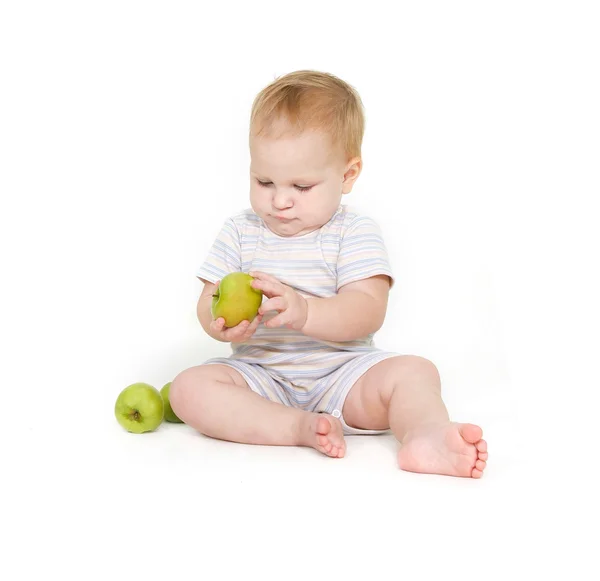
{"left": 170, "top": 70, "right": 487, "bottom": 477}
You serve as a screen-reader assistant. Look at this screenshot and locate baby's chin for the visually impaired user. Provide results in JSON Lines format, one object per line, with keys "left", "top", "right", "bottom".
{"left": 269, "top": 221, "right": 304, "bottom": 237}
{"left": 267, "top": 218, "right": 321, "bottom": 237}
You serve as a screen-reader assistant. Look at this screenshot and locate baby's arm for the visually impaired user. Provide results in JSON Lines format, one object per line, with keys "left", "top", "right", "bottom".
{"left": 302, "top": 275, "right": 390, "bottom": 342}
{"left": 251, "top": 271, "right": 390, "bottom": 342}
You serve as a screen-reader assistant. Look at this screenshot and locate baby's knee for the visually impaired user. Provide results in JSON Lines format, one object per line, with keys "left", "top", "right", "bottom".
{"left": 169, "top": 364, "right": 230, "bottom": 417}
{"left": 404, "top": 355, "right": 438, "bottom": 371}
{"left": 383, "top": 355, "right": 440, "bottom": 388}
{"left": 401, "top": 355, "right": 441, "bottom": 385}
{"left": 169, "top": 367, "right": 203, "bottom": 416}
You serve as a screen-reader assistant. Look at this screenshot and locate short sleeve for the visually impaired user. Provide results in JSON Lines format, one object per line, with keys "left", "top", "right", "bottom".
{"left": 196, "top": 218, "right": 242, "bottom": 283}
{"left": 336, "top": 216, "right": 394, "bottom": 290}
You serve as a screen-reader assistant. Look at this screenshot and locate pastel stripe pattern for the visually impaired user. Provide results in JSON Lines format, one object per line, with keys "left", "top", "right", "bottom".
{"left": 196, "top": 204, "right": 400, "bottom": 434}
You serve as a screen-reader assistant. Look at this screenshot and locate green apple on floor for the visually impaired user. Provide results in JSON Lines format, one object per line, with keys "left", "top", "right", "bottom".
{"left": 161, "top": 382, "right": 183, "bottom": 423}
{"left": 211, "top": 271, "right": 263, "bottom": 327}
{"left": 114, "top": 382, "right": 164, "bottom": 433}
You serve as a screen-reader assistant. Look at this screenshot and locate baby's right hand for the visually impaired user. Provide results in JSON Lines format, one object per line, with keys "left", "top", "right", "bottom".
{"left": 209, "top": 313, "right": 263, "bottom": 343}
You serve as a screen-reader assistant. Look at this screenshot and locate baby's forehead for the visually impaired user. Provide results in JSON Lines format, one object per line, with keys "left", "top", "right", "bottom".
{"left": 250, "top": 132, "right": 344, "bottom": 171}
{"left": 250, "top": 155, "right": 335, "bottom": 181}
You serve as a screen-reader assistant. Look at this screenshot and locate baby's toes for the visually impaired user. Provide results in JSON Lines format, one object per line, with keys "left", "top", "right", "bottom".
{"left": 321, "top": 439, "right": 341, "bottom": 458}
{"left": 310, "top": 414, "right": 346, "bottom": 459}
{"left": 332, "top": 442, "right": 345, "bottom": 458}
{"left": 318, "top": 434, "right": 333, "bottom": 452}
{"left": 478, "top": 451, "right": 488, "bottom": 461}
{"left": 476, "top": 439, "right": 487, "bottom": 453}
{"left": 475, "top": 459, "right": 486, "bottom": 472}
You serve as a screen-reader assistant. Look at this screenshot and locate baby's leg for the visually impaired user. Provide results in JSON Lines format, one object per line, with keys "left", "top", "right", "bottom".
{"left": 343, "top": 356, "right": 488, "bottom": 477}
{"left": 170, "top": 364, "right": 346, "bottom": 457}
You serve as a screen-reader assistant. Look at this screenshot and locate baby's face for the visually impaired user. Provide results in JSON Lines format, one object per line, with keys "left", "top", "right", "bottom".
{"left": 249, "top": 127, "right": 359, "bottom": 237}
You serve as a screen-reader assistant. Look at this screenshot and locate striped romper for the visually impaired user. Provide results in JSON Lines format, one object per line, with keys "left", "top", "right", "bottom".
{"left": 196, "top": 204, "right": 400, "bottom": 435}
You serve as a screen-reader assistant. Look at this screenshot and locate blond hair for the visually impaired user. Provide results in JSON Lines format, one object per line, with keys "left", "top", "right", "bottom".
{"left": 250, "top": 70, "right": 365, "bottom": 161}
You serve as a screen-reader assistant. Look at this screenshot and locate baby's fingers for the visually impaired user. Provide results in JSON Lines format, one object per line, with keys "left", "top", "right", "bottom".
{"left": 227, "top": 315, "right": 263, "bottom": 342}
{"left": 245, "top": 313, "right": 263, "bottom": 336}
{"left": 222, "top": 319, "right": 251, "bottom": 341}
{"left": 210, "top": 317, "right": 226, "bottom": 333}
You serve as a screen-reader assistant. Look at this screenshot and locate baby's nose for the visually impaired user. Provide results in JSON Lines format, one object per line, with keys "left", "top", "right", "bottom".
{"left": 272, "top": 189, "right": 293, "bottom": 209}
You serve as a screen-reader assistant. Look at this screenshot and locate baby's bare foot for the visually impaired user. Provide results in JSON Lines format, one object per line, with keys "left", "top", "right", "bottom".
{"left": 398, "top": 422, "right": 488, "bottom": 478}
{"left": 301, "top": 413, "right": 346, "bottom": 458}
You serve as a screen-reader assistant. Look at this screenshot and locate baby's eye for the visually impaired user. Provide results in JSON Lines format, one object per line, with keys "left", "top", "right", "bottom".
{"left": 257, "top": 179, "right": 313, "bottom": 192}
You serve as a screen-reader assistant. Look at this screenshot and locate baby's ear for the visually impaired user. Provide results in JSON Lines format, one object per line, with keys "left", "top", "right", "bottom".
{"left": 342, "top": 157, "right": 362, "bottom": 193}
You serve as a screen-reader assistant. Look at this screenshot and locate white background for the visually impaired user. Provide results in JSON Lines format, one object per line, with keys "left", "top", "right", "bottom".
{"left": 1, "top": 1, "right": 598, "bottom": 579}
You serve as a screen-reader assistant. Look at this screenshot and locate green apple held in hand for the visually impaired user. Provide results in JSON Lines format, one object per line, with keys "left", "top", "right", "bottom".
{"left": 114, "top": 382, "right": 164, "bottom": 433}
{"left": 160, "top": 382, "right": 183, "bottom": 423}
{"left": 211, "top": 272, "right": 263, "bottom": 328}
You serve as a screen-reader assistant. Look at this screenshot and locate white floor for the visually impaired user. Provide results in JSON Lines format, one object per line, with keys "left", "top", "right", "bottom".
{"left": 8, "top": 376, "right": 566, "bottom": 581}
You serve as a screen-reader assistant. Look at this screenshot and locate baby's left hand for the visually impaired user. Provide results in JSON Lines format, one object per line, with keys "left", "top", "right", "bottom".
{"left": 249, "top": 271, "right": 308, "bottom": 331}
